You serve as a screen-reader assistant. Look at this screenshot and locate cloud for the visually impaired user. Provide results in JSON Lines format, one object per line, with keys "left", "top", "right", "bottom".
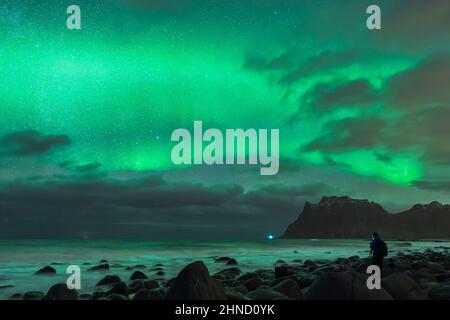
{"left": 374, "top": 0, "right": 450, "bottom": 52}
{"left": 304, "top": 117, "right": 385, "bottom": 152}
{"left": 279, "top": 51, "right": 359, "bottom": 85}
{"left": 290, "top": 79, "right": 379, "bottom": 122}
{"left": 413, "top": 180, "right": 450, "bottom": 192}
{"left": 385, "top": 55, "right": 450, "bottom": 110}
{"left": 60, "top": 160, "right": 103, "bottom": 174}
{"left": 243, "top": 51, "right": 294, "bottom": 72}
{"left": 292, "top": 54, "right": 450, "bottom": 167}
{"left": 0, "top": 131, "right": 71, "bottom": 157}
{"left": 0, "top": 175, "right": 330, "bottom": 239}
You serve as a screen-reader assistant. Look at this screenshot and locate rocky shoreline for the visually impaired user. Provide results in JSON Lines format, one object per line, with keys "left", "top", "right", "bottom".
{"left": 6, "top": 247, "right": 450, "bottom": 300}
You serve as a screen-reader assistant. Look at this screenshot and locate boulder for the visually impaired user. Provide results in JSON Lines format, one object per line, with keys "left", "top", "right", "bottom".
{"left": 106, "top": 282, "right": 128, "bottom": 296}
{"left": 429, "top": 285, "right": 450, "bottom": 300}
{"left": 132, "top": 288, "right": 164, "bottom": 300}
{"left": 214, "top": 267, "right": 241, "bottom": 279}
{"left": 225, "top": 287, "right": 249, "bottom": 300}
{"left": 248, "top": 286, "right": 288, "bottom": 300}
{"left": 243, "top": 277, "right": 263, "bottom": 291}
{"left": 305, "top": 271, "right": 393, "bottom": 300}
{"left": 9, "top": 293, "right": 22, "bottom": 300}
{"left": 272, "top": 279, "right": 302, "bottom": 300}
{"left": 165, "top": 261, "right": 226, "bottom": 300}
{"left": 34, "top": 266, "right": 56, "bottom": 275}
{"left": 130, "top": 271, "right": 148, "bottom": 281}
{"left": 23, "top": 291, "right": 45, "bottom": 300}
{"left": 381, "top": 273, "right": 428, "bottom": 300}
{"left": 96, "top": 275, "right": 121, "bottom": 286}
{"left": 79, "top": 293, "right": 92, "bottom": 300}
{"left": 226, "top": 258, "right": 238, "bottom": 266}
{"left": 106, "top": 294, "right": 128, "bottom": 300}
{"left": 88, "top": 263, "right": 109, "bottom": 272}
{"left": 45, "top": 283, "right": 78, "bottom": 300}
{"left": 275, "top": 265, "right": 295, "bottom": 278}
{"left": 237, "top": 272, "right": 260, "bottom": 282}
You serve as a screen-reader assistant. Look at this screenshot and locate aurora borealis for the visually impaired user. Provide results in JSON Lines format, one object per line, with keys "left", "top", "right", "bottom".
{"left": 1, "top": 0, "right": 450, "bottom": 239}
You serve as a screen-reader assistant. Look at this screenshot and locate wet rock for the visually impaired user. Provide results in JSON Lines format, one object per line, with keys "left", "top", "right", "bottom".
{"left": 435, "top": 272, "right": 450, "bottom": 282}
{"left": 45, "top": 283, "right": 78, "bottom": 300}
{"left": 79, "top": 293, "right": 92, "bottom": 300}
{"left": 155, "top": 270, "right": 165, "bottom": 277}
{"left": 381, "top": 273, "right": 428, "bottom": 300}
{"left": 128, "top": 279, "right": 160, "bottom": 293}
{"left": 100, "top": 259, "right": 108, "bottom": 264}
{"left": 149, "top": 267, "right": 164, "bottom": 272}
{"left": 296, "top": 273, "right": 317, "bottom": 289}
{"left": 34, "top": 266, "right": 56, "bottom": 275}
{"left": 429, "top": 284, "right": 450, "bottom": 300}
{"left": 234, "top": 286, "right": 248, "bottom": 295}
{"left": 222, "top": 279, "right": 240, "bottom": 287}
{"left": 9, "top": 293, "right": 22, "bottom": 300}
{"left": 215, "top": 257, "right": 232, "bottom": 263}
{"left": 88, "top": 263, "right": 109, "bottom": 272}
{"left": 237, "top": 272, "right": 260, "bottom": 282}
{"left": 243, "top": 277, "right": 263, "bottom": 291}
{"left": 132, "top": 264, "right": 146, "bottom": 269}
{"left": 106, "top": 282, "right": 128, "bottom": 296}
{"left": 225, "top": 287, "right": 249, "bottom": 300}
{"left": 305, "top": 271, "right": 393, "bottom": 300}
{"left": 272, "top": 279, "right": 302, "bottom": 300}
{"left": 23, "top": 291, "right": 45, "bottom": 300}
{"left": 132, "top": 288, "right": 164, "bottom": 300}
{"left": 248, "top": 286, "right": 288, "bottom": 300}
{"left": 130, "top": 271, "right": 148, "bottom": 281}
{"left": 166, "top": 261, "right": 226, "bottom": 300}
{"left": 96, "top": 275, "right": 121, "bottom": 286}
{"left": 275, "top": 265, "right": 295, "bottom": 278}
{"left": 226, "top": 258, "right": 238, "bottom": 266}
{"left": 106, "top": 294, "right": 128, "bottom": 300}
{"left": 214, "top": 267, "right": 241, "bottom": 279}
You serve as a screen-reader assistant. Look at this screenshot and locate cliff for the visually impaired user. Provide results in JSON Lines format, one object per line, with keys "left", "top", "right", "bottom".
{"left": 283, "top": 196, "right": 450, "bottom": 240}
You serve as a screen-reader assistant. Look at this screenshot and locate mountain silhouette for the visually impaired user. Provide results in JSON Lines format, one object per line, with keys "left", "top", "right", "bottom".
{"left": 283, "top": 196, "right": 450, "bottom": 240}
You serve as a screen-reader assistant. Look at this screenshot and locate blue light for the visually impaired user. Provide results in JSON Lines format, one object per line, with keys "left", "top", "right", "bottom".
{"left": 267, "top": 234, "right": 274, "bottom": 240}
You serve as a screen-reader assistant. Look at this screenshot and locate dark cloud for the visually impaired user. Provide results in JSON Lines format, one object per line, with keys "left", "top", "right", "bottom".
{"left": 373, "top": 0, "right": 450, "bottom": 52}
{"left": 0, "top": 130, "right": 71, "bottom": 157}
{"left": 243, "top": 52, "right": 293, "bottom": 72}
{"left": 279, "top": 51, "right": 359, "bottom": 85}
{"left": 304, "top": 117, "right": 385, "bottom": 152}
{"left": 293, "top": 54, "right": 450, "bottom": 167}
{"left": 293, "top": 79, "right": 379, "bottom": 120}
{"left": 0, "top": 176, "right": 331, "bottom": 239}
{"left": 60, "top": 160, "right": 103, "bottom": 174}
{"left": 385, "top": 55, "right": 450, "bottom": 110}
{"left": 413, "top": 180, "right": 450, "bottom": 192}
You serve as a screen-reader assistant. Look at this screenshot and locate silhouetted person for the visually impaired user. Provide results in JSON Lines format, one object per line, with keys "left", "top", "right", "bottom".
{"left": 369, "top": 232, "right": 388, "bottom": 270}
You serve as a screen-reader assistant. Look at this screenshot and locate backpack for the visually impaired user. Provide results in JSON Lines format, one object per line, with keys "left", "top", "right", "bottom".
{"left": 376, "top": 239, "right": 388, "bottom": 257}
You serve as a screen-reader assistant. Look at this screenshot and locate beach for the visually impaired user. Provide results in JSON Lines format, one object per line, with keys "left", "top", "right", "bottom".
{"left": 1, "top": 239, "right": 449, "bottom": 300}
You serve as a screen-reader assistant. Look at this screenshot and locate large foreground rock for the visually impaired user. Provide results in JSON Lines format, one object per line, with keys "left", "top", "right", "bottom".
{"left": 166, "top": 261, "right": 226, "bottom": 300}
{"left": 44, "top": 283, "right": 78, "bottom": 300}
{"left": 381, "top": 273, "right": 428, "bottom": 300}
{"left": 305, "top": 271, "right": 393, "bottom": 300}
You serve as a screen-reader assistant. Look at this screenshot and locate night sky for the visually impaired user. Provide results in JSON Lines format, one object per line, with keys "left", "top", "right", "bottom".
{"left": 1, "top": 0, "right": 450, "bottom": 239}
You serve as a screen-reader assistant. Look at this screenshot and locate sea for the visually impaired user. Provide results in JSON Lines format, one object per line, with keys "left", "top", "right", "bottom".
{"left": 0, "top": 239, "right": 449, "bottom": 299}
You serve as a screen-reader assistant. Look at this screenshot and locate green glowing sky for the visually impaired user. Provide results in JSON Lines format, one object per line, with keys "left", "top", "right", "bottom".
{"left": 1, "top": 0, "right": 450, "bottom": 238}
